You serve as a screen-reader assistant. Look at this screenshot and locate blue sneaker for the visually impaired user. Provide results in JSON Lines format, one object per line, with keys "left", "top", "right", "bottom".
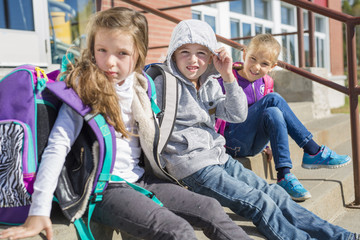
{"left": 277, "top": 173, "right": 311, "bottom": 201}
{"left": 353, "top": 233, "right": 360, "bottom": 240}
{"left": 302, "top": 145, "right": 351, "bottom": 169}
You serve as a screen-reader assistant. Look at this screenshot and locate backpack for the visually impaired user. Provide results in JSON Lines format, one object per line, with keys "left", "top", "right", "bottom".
{"left": 0, "top": 65, "right": 61, "bottom": 224}
{"left": 0, "top": 63, "right": 162, "bottom": 239}
{"left": 47, "top": 80, "right": 163, "bottom": 240}
{"left": 143, "top": 64, "right": 182, "bottom": 184}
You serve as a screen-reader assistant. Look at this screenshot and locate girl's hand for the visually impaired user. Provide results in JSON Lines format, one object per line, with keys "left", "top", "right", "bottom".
{"left": 263, "top": 146, "right": 273, "bottom": 162}
{"left": 212, "top": 47, "right": 236, "bottom": 83}
{"left": 0, "top": 216, "right": 53, "bottom": 240}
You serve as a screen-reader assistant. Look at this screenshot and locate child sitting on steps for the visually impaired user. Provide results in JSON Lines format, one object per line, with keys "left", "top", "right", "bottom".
{"left": 216, "top": 34, "right": 351, "bottom": 201}
{"left": 152, "top": 19, "right": 358, "bottom": 240}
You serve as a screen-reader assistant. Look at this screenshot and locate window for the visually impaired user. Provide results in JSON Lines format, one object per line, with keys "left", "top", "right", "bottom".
{"left": 192, "top": 11, "right": 201, "bottom": 20}
{"left": 230, "top": 19, "right": 241, "bottom": 61}
{"left": 281, "top": 5, "right": 294, "bottom": 26}
{"left": 316, "top": 37, "right": 324, "bottom": 67}
{"left": 255, "top": 0, "right": 271, "bottom": 20}
{"left": 0, "top": 0, "right": 49, "bottom": 67}
{"left": 192, "top": 0, "right": 216, "bottom": 8}
{"left": 204, "top": 15, "right": 216, "bottom": 32}
{"left": 315, "top": 16, "right": 325, "bottom": 33}
{"left": 282, "top": 30, "right": 296, "bottom": 65}
{"left": 242, "top": 22, "right": 251, "bottom": 46}
{"left": 48, "top": 0, "right": 96, "bottom": 64}
{"left": 304, "top": 35, "right": 310, "bottom": 67}
{"left": 255, "top": 24, "right": 263, "bottom": 35}
{"left": 230, "top": 0, "right": 249, "bottom": 15}
{"left": 303, "top": 12, "right": 308, "bottom": 30}
{"left": 265, "top": 27, "right": 272, "bottom": 34}
{"left": 230, "top": 20, "right": 240, "bottom": 39}
{"left": 0, "top": 0, "right": 34, "bottom": 31}
{"left": 192, "top": 12, "right": 216, "bottom": 33}
{"left": 302, "top": 11, "right": 327, "bottom": 68}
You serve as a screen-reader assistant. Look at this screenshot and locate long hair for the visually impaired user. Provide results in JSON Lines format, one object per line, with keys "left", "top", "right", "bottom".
{"left": 63, "top": 7, "right": 148, "bottom": 138}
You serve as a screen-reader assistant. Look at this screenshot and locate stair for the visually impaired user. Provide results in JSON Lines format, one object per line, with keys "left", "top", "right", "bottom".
{"left": 1, "top": 102, "right": 358, "bottom": 240}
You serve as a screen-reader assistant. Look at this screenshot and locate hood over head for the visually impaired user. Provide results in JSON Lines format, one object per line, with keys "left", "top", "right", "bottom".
{"left": 166, "top": 19, "right": 220, "bottom": 81}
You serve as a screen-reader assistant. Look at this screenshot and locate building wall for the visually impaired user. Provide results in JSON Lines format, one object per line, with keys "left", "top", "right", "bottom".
{"left": 327, "top": 0, "right": 344, "bottom": 75}
{"left": 99, "top": 0, "right": 343, "bottom": 76}
{"left": 314, "top": 0, "right": 328, "bottom": 7}
{"left": 100, "top": 0, "right": 192, "bottom": 64}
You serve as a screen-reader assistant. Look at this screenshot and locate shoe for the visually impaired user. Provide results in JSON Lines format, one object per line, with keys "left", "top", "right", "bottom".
{"left": 277, "top": 173, "right": 311, "bottom": 201}
{"left": 302, "top": 145, "right": 351, "bottom": 169}
{"left": 353, "top": 233, "right": 360, "bottom": 240}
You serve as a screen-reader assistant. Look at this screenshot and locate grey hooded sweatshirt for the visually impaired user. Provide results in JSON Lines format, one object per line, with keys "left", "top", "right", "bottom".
{"left": 154, "top": 19, "right": 248, "bottom": 180}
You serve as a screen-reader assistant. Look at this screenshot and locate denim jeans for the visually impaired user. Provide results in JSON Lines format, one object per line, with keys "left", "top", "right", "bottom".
{"left": 224, "top": 92, "right": 313, "bottom": 170}
{"left": 92, "top": 173, "right": 251, "bottom": 240}
{"left": 182, "top": 157, "right": 353, "bottom": 240}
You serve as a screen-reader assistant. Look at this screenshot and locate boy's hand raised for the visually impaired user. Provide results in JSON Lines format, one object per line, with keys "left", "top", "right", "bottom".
{"left": 213, "top": 47, "right": 236, "bottom": 83}
{"left": 0, "top": 216, "right": 53, "bottom": 240}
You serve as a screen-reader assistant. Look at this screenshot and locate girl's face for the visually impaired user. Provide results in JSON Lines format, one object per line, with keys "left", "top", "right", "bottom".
{"left": 241, "top": 49, "right": 277, "bottom": 82}
{"left": 94, "top": 28, "right": 138, "bottom": 85}
{"left": 173, "top": 43, "right": 212, "bottom": 82}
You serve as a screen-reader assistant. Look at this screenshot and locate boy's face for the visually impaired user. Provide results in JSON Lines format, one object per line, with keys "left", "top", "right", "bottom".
{"left": 94, "top": 28, "right": 138, "bottom": 86}
{"left": 173, "top": 43, "right": 212, "bottom": 82}
{"left": 241, "top": 49, "right": 277, "bottom": 82}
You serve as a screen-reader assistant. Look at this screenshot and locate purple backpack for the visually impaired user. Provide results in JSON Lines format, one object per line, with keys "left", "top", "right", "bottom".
{"left": 0, "top": 65, "right": 60, "bottom": 224}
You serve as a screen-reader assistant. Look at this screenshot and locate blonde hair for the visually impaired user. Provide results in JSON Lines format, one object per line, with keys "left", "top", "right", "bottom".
{"left": 247, "top": 34, "right": 281, "bottom": 64}
{"left": 63, "top": 7, "right": 148, "bottom": 138}
{"left": 234, "top": 34, "right": 281, "bottom": 71}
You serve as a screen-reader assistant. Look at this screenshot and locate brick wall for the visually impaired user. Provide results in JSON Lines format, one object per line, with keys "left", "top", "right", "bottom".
{"left": 100, "top": 0, "right": 192, "bottom": 65}
{"left": 327, "top": 0, "right": 344, "bottom": 75}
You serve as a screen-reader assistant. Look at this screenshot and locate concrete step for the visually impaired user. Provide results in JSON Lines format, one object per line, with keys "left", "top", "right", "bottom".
{"left": 197, "top": 139, "right": 357, "bottom": 240}
{"left": 289, "top": 113, "right": 350, "bottom": 169}
{"left": 0, "top": 107, "right": 356, "bottom": 239}
{"left": 235, "top": 113, "right": 351, "bottom": 180}
{"left": 288, "top": 101, "right": 315, "bottom": 123}
{"left": 1, "top": 143, "right": 357, "bottom": 240}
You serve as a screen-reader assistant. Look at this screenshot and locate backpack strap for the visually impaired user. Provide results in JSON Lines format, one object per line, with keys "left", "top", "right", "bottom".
{"left": 75, "top": 114, "right": 163, "bottom": 240}
{"left": 142, "top": 70, "right": 161, "bottom": 115}
{"left": 47, "top": 82, "right": 163, "bottom": 240}
{"left": 144, "top": 64, "right": 184, "bottom": 184}
{"left": 215, "top": 118, "right": 227, "bottom": 136}
{"left": 263, "top": 74, "right": 274, "bottom": 95}
{"left": 82, "top": 114, "right": 113, "bottom": 240}
{"left": 145, "top": 64, "right": 178, "bottom": 155}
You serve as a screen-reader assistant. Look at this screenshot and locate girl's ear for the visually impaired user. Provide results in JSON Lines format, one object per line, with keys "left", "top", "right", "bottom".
{"left": 242, "top": 50, "right": 246, "bottom": 61}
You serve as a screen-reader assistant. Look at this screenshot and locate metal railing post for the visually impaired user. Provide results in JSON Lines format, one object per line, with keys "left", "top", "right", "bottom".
{"left": 308, "top": 1, "right": 316, "bottom": 67}
{"left": 346, "top": 22, "right": 360, "bottom": 206}
{"left": 297, "top": 7, "right": 305, "bottom": 68}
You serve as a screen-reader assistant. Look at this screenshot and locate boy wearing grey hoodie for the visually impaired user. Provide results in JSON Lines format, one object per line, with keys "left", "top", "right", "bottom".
{"left": 154, "top": 19, "right": 358, "bottom": 240}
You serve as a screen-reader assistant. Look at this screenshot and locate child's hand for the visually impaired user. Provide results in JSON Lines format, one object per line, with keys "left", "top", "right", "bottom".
{"left": 0, "top": 216, "right": 53, "bottom": 240}
{"left": 212, "top": 47, "right": 236, "bottom": 83}
{"left": 263, "top": 146, "right": 273, "bottom": 162}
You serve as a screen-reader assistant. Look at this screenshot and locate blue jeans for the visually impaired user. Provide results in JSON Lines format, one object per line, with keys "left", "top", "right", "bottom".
{"left": 182, "top": 157, "right": 353, "bottom": 240}
{"left": 224, "top": 92, "right": 313, "bottom": 169}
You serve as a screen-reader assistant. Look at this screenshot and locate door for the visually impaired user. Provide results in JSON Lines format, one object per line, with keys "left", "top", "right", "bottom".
{"left": 0, "top": 0, "right": 50, "bottom": 67}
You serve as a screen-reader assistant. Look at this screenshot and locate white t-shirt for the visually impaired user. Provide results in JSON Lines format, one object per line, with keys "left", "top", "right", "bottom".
{"left": 29, "top": 73, "right": 144, "bottom": 216}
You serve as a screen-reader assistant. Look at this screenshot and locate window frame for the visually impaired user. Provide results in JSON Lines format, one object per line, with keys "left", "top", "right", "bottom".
{"left": 0, "top": 0, "right": 50, "bottom": 67}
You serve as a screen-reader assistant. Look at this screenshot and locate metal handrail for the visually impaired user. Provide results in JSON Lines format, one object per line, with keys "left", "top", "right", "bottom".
{"left": 122, "top": 0, "right": 360, "bottom": 206}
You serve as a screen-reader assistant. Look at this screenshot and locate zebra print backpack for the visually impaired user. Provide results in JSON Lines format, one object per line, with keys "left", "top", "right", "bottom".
{"left": 0, "top": 65, "right": 60, "bottom": 224}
